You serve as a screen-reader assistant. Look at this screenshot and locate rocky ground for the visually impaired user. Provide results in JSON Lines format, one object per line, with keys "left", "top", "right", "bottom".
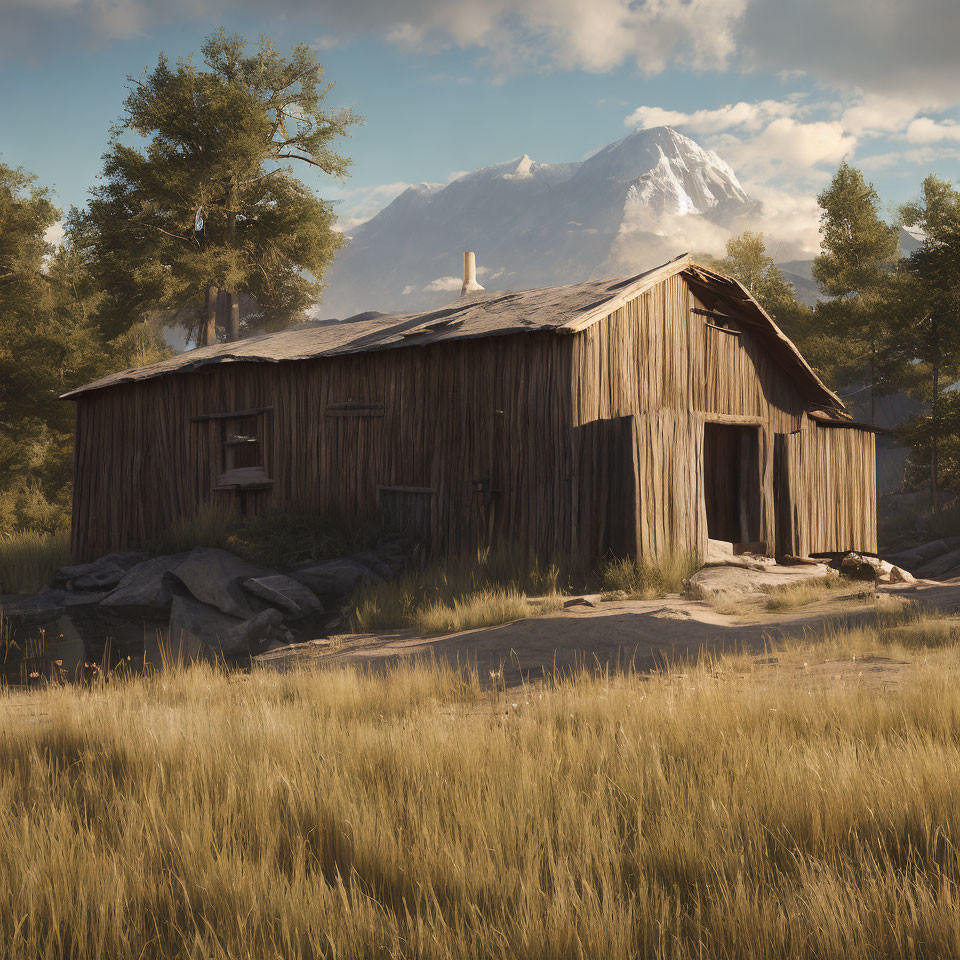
{"left": 1, "top": 542, "right": 410, "bottom": 681}
{"left": 2, "top": 535, "right": 953, "bottom": 687}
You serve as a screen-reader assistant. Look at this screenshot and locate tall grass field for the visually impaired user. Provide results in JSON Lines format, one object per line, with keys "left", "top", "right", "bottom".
{"left": 4, "top": 606, "right": 960, "bottom": 958}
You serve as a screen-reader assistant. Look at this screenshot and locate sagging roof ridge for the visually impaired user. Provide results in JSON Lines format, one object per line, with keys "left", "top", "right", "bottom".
{"left": 61, "top": 252, "right": 841, "bottom": 409}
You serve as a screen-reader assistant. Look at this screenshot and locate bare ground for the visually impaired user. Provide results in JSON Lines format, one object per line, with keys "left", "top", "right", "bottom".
{"left": 256, "top": 578, "right": 960, "bottom": 687}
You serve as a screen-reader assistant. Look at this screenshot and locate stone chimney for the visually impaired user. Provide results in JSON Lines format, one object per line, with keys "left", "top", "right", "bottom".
{"left": 460, "top": 251, "right": 485, "bottom": 297}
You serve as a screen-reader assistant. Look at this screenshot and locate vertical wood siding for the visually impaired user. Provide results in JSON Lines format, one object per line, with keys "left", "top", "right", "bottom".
{"left": 784, "top": 420, "right": 878, "bottom": 556}
{"left": 70, "top": 273, "right": 876, "bottom": 563}
{"left": 71, "top": 334, "right": 572, "bottom": 561}
{"left": 567, "top": 274, "right": 876, "bottom": 561}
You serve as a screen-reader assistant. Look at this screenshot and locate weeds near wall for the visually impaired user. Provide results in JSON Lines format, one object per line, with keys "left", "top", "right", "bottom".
{"left": 350, "top": 547, "right": 571, "bottom": 634}
{"left": 599, "top": 549, "right": 699, "bottom": 599}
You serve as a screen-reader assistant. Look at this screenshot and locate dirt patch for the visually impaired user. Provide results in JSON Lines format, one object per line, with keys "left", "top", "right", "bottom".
{"left": 257, "top": 579, "right": 960, "bottom": 686}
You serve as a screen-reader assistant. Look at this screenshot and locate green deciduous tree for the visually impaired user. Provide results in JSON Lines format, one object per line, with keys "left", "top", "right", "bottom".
{"left": 812, "top": 162, "right": 901, "bottom": 420}
{"left": 80, "top": 30, "right": 361, "bottom": 341}
{"left": 703, "top": 231, "right": 814, "bottom": 347}
{"left": 0, "top": 167, "right": 107, "bottom": 531}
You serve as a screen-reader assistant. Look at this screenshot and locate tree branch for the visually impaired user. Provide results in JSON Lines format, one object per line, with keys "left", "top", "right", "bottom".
{"left": 127, "top": 218, "right": 194, "bottom": 243}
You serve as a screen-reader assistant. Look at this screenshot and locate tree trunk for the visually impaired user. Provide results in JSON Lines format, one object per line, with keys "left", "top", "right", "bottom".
{"left": 201, "top": 283, "right": 218, "bottom": 347}
{"left": 932, "top": 359, "right": 940, "bottom": 515}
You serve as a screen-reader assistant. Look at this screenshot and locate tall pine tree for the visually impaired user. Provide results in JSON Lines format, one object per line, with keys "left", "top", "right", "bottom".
{"left": 813, "top": 162, "right": 900, "bottom": 420}
{"left": 895, "top": 175, "right": 960, "bottom": 512}
{"left": 80, "top": 31, "right": 361, "bottom": 342}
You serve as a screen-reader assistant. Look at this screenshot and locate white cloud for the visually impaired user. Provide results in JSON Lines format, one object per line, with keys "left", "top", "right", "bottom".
{"left": 625, "top": 99, "right": 796, "bottom": 134}
{"left": 713, "top": 118, "right": 855, "bottom": 180}
{"left": 424, "top": 276, "right": 462, "bottom": 292}
{"left": 839, "top": 95, "right": 931, "bottom": 137}
{"left": 44, "top": 220, "right": 65, "bottom": 247}
{"left": 905, "top": 117, "right": 960, "bottom": 144}
{"left": 8, "top": 0, "right": 960, "bottom": 103}
{"left": 860, "top": 145, "right": 960, "bottom": 172}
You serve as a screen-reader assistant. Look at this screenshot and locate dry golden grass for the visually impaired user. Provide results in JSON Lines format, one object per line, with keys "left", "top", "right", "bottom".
{"left": 413, "top": 587, "right": 563, "bottom": 634}
{"left": 0, "top": 528, "right": 70, "bottom": 595}
{"left": 6, "top": 605, "right": 960, "bottom": 959}
{"left": 762, "top": 575, "right": 872, "bottom": 612}
{"left": 349, "top": 547, "right": 568, "bottom": 634}
{"left": 600, "top": 549, "right": 699, "bottom": 599}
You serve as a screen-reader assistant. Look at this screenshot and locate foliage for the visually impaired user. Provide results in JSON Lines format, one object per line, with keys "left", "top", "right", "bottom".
{"left": 0, "top": 528, "right": 70, "bottom": 595}
{"left": 811, "top": 162, "right": 902, "bottom": 404}
{"left": 79, "top": 30, "right": 361, "bottom": 340}
{"left": 893, "top": 175, "right": 960, "bottom": 510}
{"left": 0, "top": 166, "right": 105, "bottom": 533}
{"left": 898, "top": 390, "right": 960, "bottom": 495}
{"left": 703, "top": 231, "right": 812, "bottom": 344}
{"left": 9, "top": 618, "right": 960, "bottom": 957}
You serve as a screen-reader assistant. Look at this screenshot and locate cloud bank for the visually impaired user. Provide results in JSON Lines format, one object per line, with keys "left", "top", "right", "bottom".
{"left": 5, "top": 0, "right": 960, "bottom": 102}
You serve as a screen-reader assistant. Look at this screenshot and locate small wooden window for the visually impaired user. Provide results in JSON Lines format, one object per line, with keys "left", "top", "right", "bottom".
{"left": 380, "top": 486, "right": 435, "bottom": 543}
{"left": 191, "top": 407, "right": 274, "bottom": 492}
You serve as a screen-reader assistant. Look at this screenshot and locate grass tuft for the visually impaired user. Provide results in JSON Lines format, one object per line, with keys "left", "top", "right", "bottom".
{"left": 600, "top": 549, "right": 699, "bottom": 599}
{"left": 349, "top": 547, "right": 568, "bottom": 634}
{"left": 0, "top": 528, "right": 70, "bottom": 595}
{"left": 761, "top": 575, "right": 866, "bottom": 612}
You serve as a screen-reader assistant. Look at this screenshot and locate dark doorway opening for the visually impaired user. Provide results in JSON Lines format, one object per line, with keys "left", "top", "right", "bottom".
{"left": 703, "top": 423, "right": 762, "bottom": 544}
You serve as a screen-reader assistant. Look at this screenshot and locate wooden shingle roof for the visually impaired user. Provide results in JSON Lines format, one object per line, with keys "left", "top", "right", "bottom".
{"left": 62, "top": 253, "right": 842, "bottom": 409}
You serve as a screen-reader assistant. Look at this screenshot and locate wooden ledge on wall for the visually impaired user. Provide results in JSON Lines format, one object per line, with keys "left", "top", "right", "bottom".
{"left": 214, "top": 467, "right": 274, "bottom": 491}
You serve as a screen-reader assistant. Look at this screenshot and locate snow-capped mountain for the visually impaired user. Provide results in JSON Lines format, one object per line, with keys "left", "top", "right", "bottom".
{"left": 319, "top": 126, "right": 759, "bottom": 318}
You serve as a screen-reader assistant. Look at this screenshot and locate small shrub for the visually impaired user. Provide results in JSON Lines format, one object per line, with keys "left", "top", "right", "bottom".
{"left": 0, "top": 529, "right": 71, "bottom": 595}
{"left": 600, "top": 550, "right": 699, "bottom": 599}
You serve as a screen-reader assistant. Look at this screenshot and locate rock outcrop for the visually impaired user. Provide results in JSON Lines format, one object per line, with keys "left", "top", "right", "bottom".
{"left": 2, "top": 540, "right": 410, "bottom": 677}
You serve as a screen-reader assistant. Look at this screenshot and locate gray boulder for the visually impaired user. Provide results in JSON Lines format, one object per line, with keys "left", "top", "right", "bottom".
{"left": 351, "top": 551, "right": 393, "bottom": 579}
{"left": 56, "top": 552, "right": 145, "bottom": 591}
{"left": 916, "top": 547, "right": 960, "bottom": 579}
{"left": 291, "top": 558, "right": 384, "bottom": 598}
{"left": 6, "top": 588, "right": 108, "bottom": 624}
{"left": 99, "top": 553, "right": 188, "bottom": 616}
{"left": 242, "top": 574, "right": 324, "bottom": 619}
{"left": 169, "top": 547, "right": 275, "bottom": 618}
{"left": 166, "top": 594, "right": 289, "bottom": 661}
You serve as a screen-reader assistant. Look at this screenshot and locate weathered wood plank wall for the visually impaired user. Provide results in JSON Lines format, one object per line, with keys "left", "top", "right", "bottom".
{"left": 785, "top": 420, "right": 878, "bottom": 556}
{"left": 567, "top": 274, "right": 875, "bottom": 560}
{"left": 70, "top": 271, "right": 876, "bottom": 563}
{"left": 71, "top": 333, "right": 572, "bottom": 561}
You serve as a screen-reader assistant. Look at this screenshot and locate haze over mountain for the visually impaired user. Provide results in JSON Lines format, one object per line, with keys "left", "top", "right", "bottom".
{"left": 319, "top": 126, "right": 762, "bottom": 318}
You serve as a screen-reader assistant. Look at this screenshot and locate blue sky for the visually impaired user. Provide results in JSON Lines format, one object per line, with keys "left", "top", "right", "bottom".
{"left": 2, "top": 0, "right": 959, "bottom": 259}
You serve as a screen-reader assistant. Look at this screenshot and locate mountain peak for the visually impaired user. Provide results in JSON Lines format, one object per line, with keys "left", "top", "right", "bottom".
{"left": 320, "top": 128, "right": 755, "bottom": 317}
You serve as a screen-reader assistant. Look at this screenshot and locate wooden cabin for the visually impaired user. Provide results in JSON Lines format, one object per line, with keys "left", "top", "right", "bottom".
{"left": 63, "top": 254, "right": 877, "bottom": 563}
